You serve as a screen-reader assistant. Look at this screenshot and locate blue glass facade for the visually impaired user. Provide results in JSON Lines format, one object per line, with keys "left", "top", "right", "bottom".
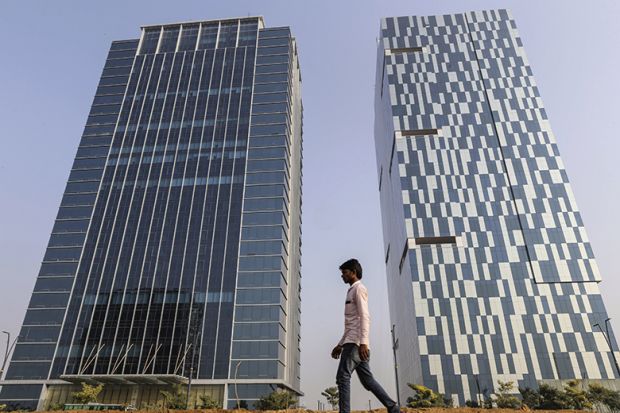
{"left": 0, "top": 17, "right": 302, "bottom": 410}
{"left": 375, "top": 9, "right": 619, "bottom": 405}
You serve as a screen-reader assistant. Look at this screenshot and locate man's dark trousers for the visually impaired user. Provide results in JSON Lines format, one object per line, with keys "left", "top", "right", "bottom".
{"left": 336, "top": 343, "right": 399, "bottom": 413}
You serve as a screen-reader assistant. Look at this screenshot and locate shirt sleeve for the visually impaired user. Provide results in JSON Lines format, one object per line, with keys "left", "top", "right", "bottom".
{"left": 356, "top": 286, "right": 370, "bottom": 346}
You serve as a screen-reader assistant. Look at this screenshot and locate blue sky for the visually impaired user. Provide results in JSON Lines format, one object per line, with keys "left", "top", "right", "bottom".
{"left": 1, "top": 0, "right": 619, "bottom": 409}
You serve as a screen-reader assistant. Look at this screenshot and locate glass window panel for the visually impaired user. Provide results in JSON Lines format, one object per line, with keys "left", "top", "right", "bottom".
{"left": 232, "top": 360, "right": 281, "bottom": 379}
{"left": 34, "top": 276, "right": 74, "bottom": 292}
{"left": 5, "top": 361, "right": 50, "bottom": 380}
{"left": 249, "top": 135, "right": 288, "bottom": 148}
{"left": 243, "top": 198, "right": 286, "bottom": 212}
{"left": 92, "top": 94, "right": 123, "bottom": 105}
{"left": 140, "top": 28, "right": 160, "bottom": 54}
{"left": 56, "top": 206, "right": 92, "bottom": 220}
{"left": 245, "top": 171, "right": 286, "bottom": 185}
{"left": 242, "top": 211, "right": 285, "bottom": 226}
{"left": 254, "top": 73, "right": 289, "bottom": 84}
{"left": 178, "top": 24, "right": 199, "bottom": 51}
{"left": 237, "top": 271, "right": 284, "bottom": 288}
{"left": 234, "top": 306, "right": 284, "bottom": 324}
{"left": 252, "top": 92, "right": 288, "bottom": 104}
{"left": 83, "top": 123, "right": 116, "bottom": 136}
{"left": 227, "top": 384, "right": 274, "bottom": 400}
{"left": 250, "top": 124, "right": 288, "bottom": 137}
{"left": 76, "top": 146, "right": 109, "bottom": 158}
{"left": 238, "top": 255, "right": 284, "bottom": 271}
{"left": 108, "top": 49, "right": 137, "bottom": 59}
{"left": 19, "top": 325, "right": 61, "bottom": 342}
{"left": 28, "top": 293, "right": 70, "bottom": 309}
{"left": 102, "top": 66, "right": 131, "bottom": 77}
{"left": 246, "top": 159, "right": 287, "bottom": 172}
{"left": 98, "top": 75, "right": 129, "bottom": 86}
{"left": 258, "top": 38, "right": 290, "bottom": 47}
{"left": 198, "top": 23, "right": 218, "bottom": 49}
{"left": 239, "top": 240, "right": 285, "bottom": 256}
{"left": 43, "top": 247, "right": 82, "bottom": 262}
{"left": 232, "top": 341, "right": 280, "bottom": 359}
{"left": 104, "top": 57, "right": 134, "bottom": 69}
{"left": 110, "top": 40, "right": 138, "bottom": 51}
{"left": 0, "top": 384, "right": 43, "bottom": 399}
{"left": 257, "top": 46, "right": 289, "bottom": 57}
{"left": 248, "top": 147, "right": 288, "bottom": 160}
{"left": 244, "top": 184, "right": 286, "bottom": 198}
{"left": 253, "top": 82, "right": 288, "bottom": 94}
{"left": 255, "top": 63, "right": 288, "bottom": 74}
{"left": 51, "top": 219, "right": 89, "bottom": 234}
{"left": 80, "top": 135, "right": 113, "bottom": 147}
{"left": 250, "top": 113, "right": 288, "bottom": 125}
{"left": 72, "top": 158, "right": 106, "bottom": 170}
{"left": 95, "top": 84, "right": 127, "bottom": 96}
{"left": 86, "top": 113, "right": 118, "bottom": 125}
{"left": 252, "top": 102, "right": 288, "bottom": 114}
{"left": 23, "top": 309, "right": 65, "bottom": 326}
{"left": 159, "top": 26, "right": 180, "bottom": 52}
{"left": 236, "top": 288, "right": 283, "bottom": 305}
{"left": 217, "top": 22, "right": 238, "bottom": 48}
{"left": 68, "top": 169, "right": 103, "bottom": 182}
{"left": 65, "top": 181, "right": 100, "bottom": 193}
{"left": 89, "top": 103, "right": 122, "bottom": 115}
{"left": 255, "top": 54, "right": 289, "bottom": 65}
{"left": 259, "top": 28, "right": 290, "bottom": 38}
{"left": 38, "top": 262, "right": 78, "bottom": 277}
{"left": 241, "top": 225, "right": 285, "bottom": 241}
{"left": 61, "top": 193, "right": 97, "bottom": 207}
{"left": 49, "top": 232, "right": 86, "bottom": 248}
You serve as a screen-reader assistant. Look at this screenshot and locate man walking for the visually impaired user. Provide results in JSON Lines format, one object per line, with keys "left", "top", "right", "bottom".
{"left": 332, "top": 258, "right": 399, "bottom": 413}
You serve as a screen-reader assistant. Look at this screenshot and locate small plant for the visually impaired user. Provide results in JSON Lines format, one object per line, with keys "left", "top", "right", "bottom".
{"left": 564, "top": 380, "right": 592, "bottom": 410}
{"left": 465, "top": 399, "right": 480, "bottom": 408}
{"left": 199, "top": 394, "right": 220, "bottom": 409}
{"left": 587, "top": 383, "right": 620, "bottom": 412}
{"left": 160, "top": 384, "right": 187, "bottom": 409}
{"left": 493, "top": 380, "right": 521, "bottom": 409}
{"left": 0, "top": 404, "right": 6, "bottom": 412}
{"left": 518, "top": 387, "right": 541, "bottom": 409}
{"left": 72, "top": 383, "right": 104, "bottom": 404}
{"left": 321, "top": 387, "right": 339, "bottom": 410}
{"left": 406, "top": 383, "right": 448, "bottom": 408}
{"left": 254, "top": 389, "right": 297, "bottom": 410}
{"left": 538, "top": 383, "right": 572, "bottom": 410}
{"left": 48, "top": 402, "right": 65, "bottom": 411}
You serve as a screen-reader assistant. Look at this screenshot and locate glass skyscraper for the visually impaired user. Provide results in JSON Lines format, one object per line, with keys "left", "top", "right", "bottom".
{"left": 374, "top": 9, "right": 619, "bottom": 405}
{"left": 0, "top": 17, "right": 302, "bottom": 410}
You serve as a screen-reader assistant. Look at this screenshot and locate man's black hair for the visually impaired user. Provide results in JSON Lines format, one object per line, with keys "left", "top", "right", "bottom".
{"left": 339, "top": 258, "right": 363, "bottom": 279}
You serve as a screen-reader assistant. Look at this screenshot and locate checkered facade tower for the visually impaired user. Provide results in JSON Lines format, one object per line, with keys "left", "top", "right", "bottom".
{"left": 374, "top": 9, "right": 619, "bottom": 404}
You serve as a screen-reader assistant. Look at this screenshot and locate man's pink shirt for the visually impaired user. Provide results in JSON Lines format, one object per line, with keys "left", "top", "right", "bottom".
{"left": 338, "top": 280, "right": 371, "bottom": 347}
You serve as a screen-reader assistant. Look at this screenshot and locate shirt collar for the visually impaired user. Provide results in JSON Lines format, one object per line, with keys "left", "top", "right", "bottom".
{"left": 348, "top": 280, "right": 361, "bottom": 290}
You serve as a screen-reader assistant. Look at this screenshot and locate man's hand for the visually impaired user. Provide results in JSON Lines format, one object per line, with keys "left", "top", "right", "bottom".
{"left": 359, "top": 344, "right": 370, "bottom": 361}
{"left": 331, "top": 345, "right": 342, "bottom": 359}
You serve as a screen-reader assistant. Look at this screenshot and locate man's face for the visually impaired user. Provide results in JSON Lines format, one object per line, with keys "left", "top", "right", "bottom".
{"left": 340, "top": 268, "right": 357, "bottom": 284}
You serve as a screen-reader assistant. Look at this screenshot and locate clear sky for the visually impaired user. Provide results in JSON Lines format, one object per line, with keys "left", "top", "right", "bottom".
{"left": 1, "top": 0, "right": 619, "bottom": 409}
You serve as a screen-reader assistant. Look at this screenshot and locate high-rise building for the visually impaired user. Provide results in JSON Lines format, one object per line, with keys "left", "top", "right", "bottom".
{"left": 0, "top": 17, "right": 302, "bottom": 410}
{"left": 374, "top": 9, "right": 619, "bottom": 404}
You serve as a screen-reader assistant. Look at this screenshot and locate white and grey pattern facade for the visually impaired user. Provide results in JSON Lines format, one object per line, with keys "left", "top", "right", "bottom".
{"left": 374, "top": 9, "right": 619, "bottom": 405}
{"left": 0, "top": 17, "right": 302, "bottom": 410}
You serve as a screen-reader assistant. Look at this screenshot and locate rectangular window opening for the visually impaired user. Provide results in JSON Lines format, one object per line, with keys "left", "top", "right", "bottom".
{"left": 415, "top": 236, "right": 457, "bottom": 246}
{"left": 401, "top": 128, "right": 439, "bottom": 137}
{"left": 389, "top": 47, "right": 424, "bottom": 53}
{"left": 398, "top": 241, "right": 408, "bottom": 274}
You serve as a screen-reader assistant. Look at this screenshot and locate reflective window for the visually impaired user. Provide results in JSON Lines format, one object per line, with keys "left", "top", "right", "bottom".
{"left": 245, "top": 171, "right": 286, "bottom": 185}
{"left": 257, "top": 46, "right": 289, "bottom": 57}
{"left": 68, "top": 169, "right": 103, "bottom": 182}
{"left": 61, "top": 193, "right": 97, "bottom": 207}
{"left": 237, "top": 271, "right": 284, "bottom": 288}
{"left": 5, "top": 361, "right": 50, "bottom": 379}
{"left": 253, "top": 83, "right": 288, "bottom": 94}
{"left": 234, "top": 305, "right": 284, "bottom": 323}
{"left": 98, "top": 75, "right": 129, "bottom": 87}
{"left": 238, "top": 255, "right": 285, "bottom": 272}
{"left": 255, "top": 54, "right": 289, "bottom": 65}
{"left": 140, "top": 28, "right": 160, "bottom": 54}
{"left": 104, "top": 57, "right": 134, "bottom": 69}
{"left": 252, "top": 92, "right": 288, "bottom": 104}
{"left": 28, "top": 293, "right": 70, "bottom": 309}
{"left": 107, "top": 49, "right": 136, "bottom": 59}
{"left": 250, "top": 113, "right": 288, "bottom": 125}
{"left": 252, "top": 102, "right": 288, "bottom": 114}
{"left": 258, "top": 37, "right": 290, "bottom": 47}
{"left": 246, "top": 159, "right": 287, "bottom": 172}
{"left": 178, "top": 25, "right": 199, "bottom": 51}
{"left": 241, "top": 225, "right": 285, "bottom": 240}
{"left": 243, "top": 198, "right": 286, "bottom": 212}
{"left": 65, "top": 181, "right": 100, "bottom": 193}
{"left": 12, "top": 344, "right": 56, "bottom": 361}
{"left": 19, "top": 326, "right": 61, "bottom": 342}
{"left": 43, "top": 247, "right": 82, "bottom": 262}
{"left": 232, "top": 340, "right": 281, "bottom": 359}
{"left": 242, "top": 211, "right": 286, "bottom": 226}
{"left": 249, "top": 135, "right": 288, "bottom": 148}
{"left": 34, "top": 276, "right": 74, "bottom": 292}
{"left": 236, "top": 288, "right": 283, "bottom": 305}
{"left": 57, "top": 206, "right": 93, "bottom": 220}
{"left": 49, "top": 232, "right": 86, "bottom": 248}
{"left": 73, "top": 158, "right": 106, "bottom": 170}
{"left": 0, "top": 384, "right": 43, "bottom": 399}
{"left": 198, "top": 23, "right": 218, "bottom": 49}
{"left": 232, "top": 360, "right": 282, "bottom": 379}
{"left": 240, "top": 240, "right": 284, "bottom": 256}
{"left": 218, "top": 22, "right": 238, "bottom": 48}
{"left": 92, "top": 94, "right": 123, "bottom": 105}
{"left": 38, "top": 262, "right": 78, "bottom": 277}
{"left": 23, "top": 309, "right": 65, "bottom": 325}
{"left": 159, "top": 26, "right": 180, "bottom": 52}
{"left": 51, "top": 219, "right": 89, "bottom": 233}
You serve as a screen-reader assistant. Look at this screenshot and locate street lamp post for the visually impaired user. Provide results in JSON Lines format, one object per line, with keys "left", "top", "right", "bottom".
{"left": 1, "top": 331, "right": 17, "bottom": 380}
{"left": 390, "top": 325, "right": 401, "bottom": 408}
{"left": 593, "top": 318, "right": 620, "bottom": 377}
{"left": 234, "top": 360, "right": 243, "bottom": 409}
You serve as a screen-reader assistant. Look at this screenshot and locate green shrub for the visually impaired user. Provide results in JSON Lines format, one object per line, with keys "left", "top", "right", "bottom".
{"left": 494, "top": 380, "right": 521, "bottom": 409}
{"left": 72, "top": 383, "right": 104, "bottom": 404}
{"left": 587, "top": 383, "right": 620, "bottom": 412}
{"left": 199, "top": 394, "right": 220, "bottom": 409}
{"left": 518, "top": 387, "right": 541, "bottom": 409}
{"left": 254, "top": 389, "right": 297, "bottom": 410}
{"left": 406, "top": 384, "right": 450, "bottom": 408}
